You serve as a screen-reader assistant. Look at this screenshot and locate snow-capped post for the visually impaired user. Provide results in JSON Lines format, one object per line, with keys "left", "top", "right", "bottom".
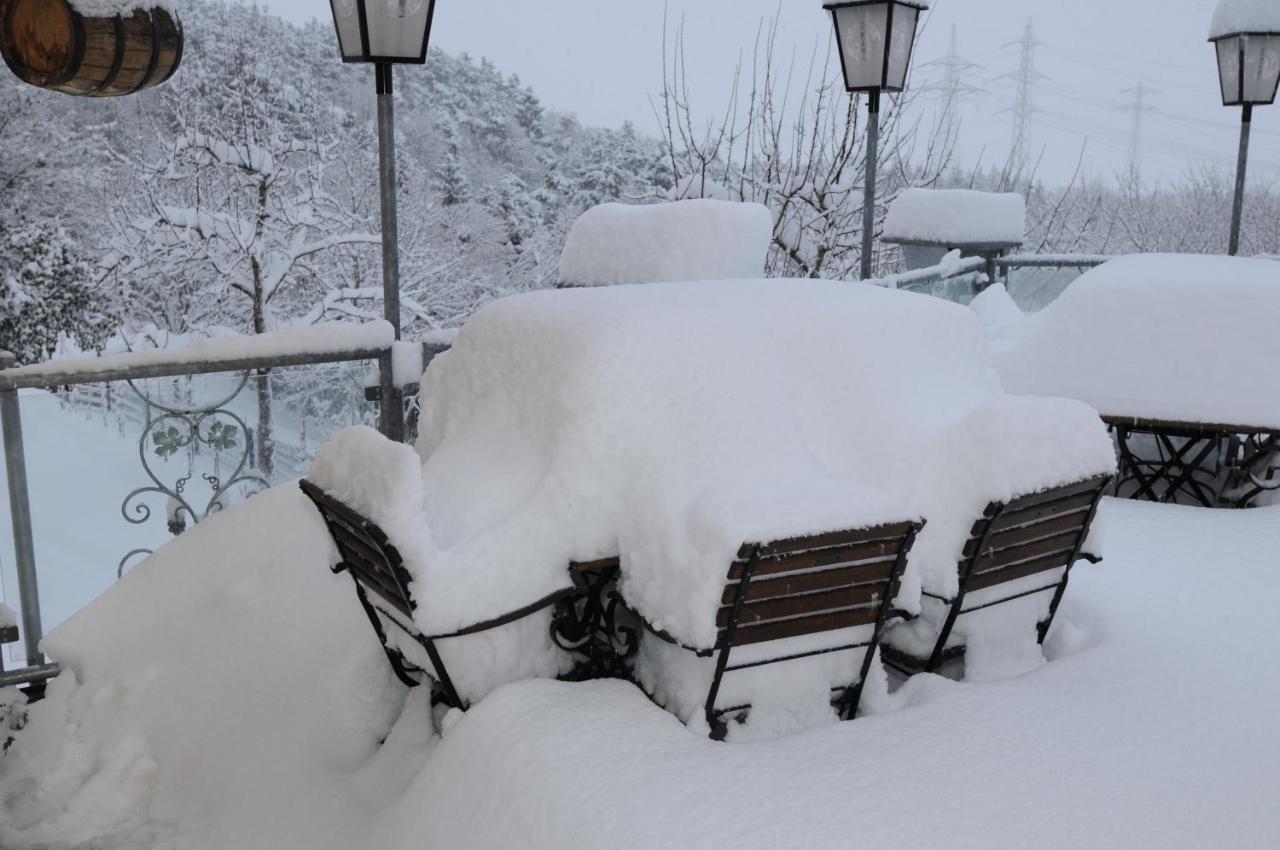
{"left": 1209, "top": 0, "right": 1280, "bottom": 256}
{"left": 328, "top": 0, "right": 439, "bottom": 443}
{"left": 823, "top": 1, "right": 927, "bottom": 281}
{"left": 0, "top": 350, "right": 44, "bottom": 670}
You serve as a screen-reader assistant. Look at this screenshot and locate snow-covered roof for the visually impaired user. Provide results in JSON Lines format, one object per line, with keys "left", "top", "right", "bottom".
{"left": 558, "top": 200, "right": 773, "bottom": 286}
{"left": 1210, "top": 0, "right": 1280, "bottom": 38}
{"left": 993, "top": 254, "right": 1280, "bottom": 429}
{"left": 882, "top": 188, "right": 1026, "bottom": 247}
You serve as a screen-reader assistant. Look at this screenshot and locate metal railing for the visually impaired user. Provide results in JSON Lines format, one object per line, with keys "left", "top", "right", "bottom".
{"left": 0, "top": 341, "right": 428, "bottom": 688}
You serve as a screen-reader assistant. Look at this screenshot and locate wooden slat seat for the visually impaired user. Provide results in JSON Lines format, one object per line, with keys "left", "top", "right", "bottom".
{"left": 301, "top": 480, "right": 575, "bottom": 710}
{"left": 884, "top": 475, "right": 1111, "bottom": 676}
{"left": 645, "top": 518, "right": 923, "bottom": 740}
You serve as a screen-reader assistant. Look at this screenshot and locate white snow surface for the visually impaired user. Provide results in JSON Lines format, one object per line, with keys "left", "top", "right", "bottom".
{"left": 968, "top": 282, "right": 1028, "bottom": 342}
{"left": 1210, "top": 0, "right": 1280, "bottom": 37}
{"left": 5, "top": 497, "right": 1278, "bottom": 849}
{"left": 401, "top": 280, "right": 1113, "bottom": 669}
{"left": 0, "top": 602, "right": 15, "bottom": 630}
{"left": 558, "top": 200, "right": 773, "bottom": 286}
{"left": 993, "top": 254, "right": 1280, "bottom": 428}
{"left": 67, "top": 0, "right": 176, "bottom": 17}
{"left": 4, "top": 320, "right": 393, "bottom": 378}
{"left": 882, "top": 188, "right": 1026, "bottom": 246}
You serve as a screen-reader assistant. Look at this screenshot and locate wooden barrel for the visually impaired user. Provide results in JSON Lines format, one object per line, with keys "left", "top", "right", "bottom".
{"left": 0, "top": 0, "right": 182, "bottom": 97}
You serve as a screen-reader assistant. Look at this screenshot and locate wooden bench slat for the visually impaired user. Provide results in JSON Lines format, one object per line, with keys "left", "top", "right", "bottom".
{"left": 971, "top": 531, "right": 1082, "bottom": 574}
{"left": 718, "top": 584, "right": 884, "bottom": 629}
{"left": 979, "top": 493, "right": 1098, "bottom": 536}
{"left": 728, "top": 539, "right": 905, "bottom": 580}
{"left": 345, "top": 559, "right": 415, "bottom": 618}
{"left": 725, "top": 604, "right": 881, "bottom": 647}
{"left": 963, "top": 511, "right": 1090, "bottom": 557}
{"left": 1000, "top": 476, "right": 1109, "bottom": 513}
{"left": 965, "top": 552, "right": 1072, "bottom": 592}
{"left": 738, "top": 521, "right": 918, "bottom": 559}
{"left": 723, "top": 559, "right": 897, "bottom": 606}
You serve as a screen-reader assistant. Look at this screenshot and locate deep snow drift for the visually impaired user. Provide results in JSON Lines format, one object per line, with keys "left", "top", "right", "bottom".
{"left": 3, "top": 495, "right": 1278, "bottom": 849}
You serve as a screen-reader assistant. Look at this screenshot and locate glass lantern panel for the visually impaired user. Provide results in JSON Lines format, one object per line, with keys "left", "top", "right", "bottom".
{"left": 1217, "top": 37, "right": 1242, "bottom": 104}
{"left": 365, "top": 0, "right": 432, "bottom": 61}
{"left": 1242, "top": 34, "right": 1280, "bottom": 105}
{"left": 833, "top": 3, "right": 890, "bottom": 90}
{"left": 885, "top": 5, "right": 921, "bottom": 90}
{"left": 331, "top": 0, "right": 364, "bottom": 60}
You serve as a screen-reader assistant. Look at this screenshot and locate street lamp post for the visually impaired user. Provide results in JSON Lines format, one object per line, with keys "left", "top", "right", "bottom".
{"left": 329, "top": 0, "right": 438, "bottom": 441}
{"left": 824, "top": 1, "right": 928, "bottom": 281}
{"left": 1210, "top": 26, "right": 1280, "bottom": 255}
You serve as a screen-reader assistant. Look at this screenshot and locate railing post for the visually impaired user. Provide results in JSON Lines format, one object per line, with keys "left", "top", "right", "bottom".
{"left": 0, "top": 351, "right": 45, "bottom": 668}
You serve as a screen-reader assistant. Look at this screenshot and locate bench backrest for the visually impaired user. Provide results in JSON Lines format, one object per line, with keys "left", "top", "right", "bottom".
{"left": 720, "top": 521, "right": 920, "bottom": 649}
{"left": 961, "top": 476, "right": 1110, "bottom": 595}
{"left": 300, "top": 480, "right": 416, "bottom": 621}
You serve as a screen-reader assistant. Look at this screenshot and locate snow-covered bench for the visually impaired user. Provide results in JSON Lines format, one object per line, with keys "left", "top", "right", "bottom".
{"left": 300, "top": 479, "right": 576, "bottom": 710}
{"left": 644, "top": 520, "right": 923, "bottom": 740}
{"left": 882, "top": 475, "right": 1110, "bottom": 674}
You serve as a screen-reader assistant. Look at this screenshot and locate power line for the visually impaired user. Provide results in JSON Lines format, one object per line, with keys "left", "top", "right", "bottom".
{"left": 920, "top": 25, "right": 985, "bottom": 116}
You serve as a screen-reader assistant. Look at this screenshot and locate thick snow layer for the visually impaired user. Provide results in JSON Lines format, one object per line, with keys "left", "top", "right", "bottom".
{"left": 67, "top": 0, "right": 176, "bottom": 17}
{"left": 993, "top": 254, "right": 1280, "bottom": 428}
{"left": 1210, "top": 0, "right": 1280, "bottom": 37}
{"left": 558, "top": 200, "right": 773, "bottom": 286}
{"left": 4, "top": 321, "right": 393, "bottom": 378}
{"left": 882, "top": 188, "right": 1026, "bottom": 246}
{"left": 0, "top": 487, "right": 401, "bottom": 850}
{"left": 0, "top": 602, "right": 15, "bottom": 630}
{"left": 408, "top": 277, "right": 1114, "bottom": 697}
{"left": 6, "top": 496, "right": 1280, "bottom": 848}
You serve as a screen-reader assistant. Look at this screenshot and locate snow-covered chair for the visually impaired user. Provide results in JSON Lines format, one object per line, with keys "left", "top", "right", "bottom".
{"left": 301, "top": 479, "right": 578, "bottom": 710}
{"left": 882, "top": 475, "right": 1110, "bottom": 675}
{"left": 639, "top": 519, "right": 923, "bottom": 741}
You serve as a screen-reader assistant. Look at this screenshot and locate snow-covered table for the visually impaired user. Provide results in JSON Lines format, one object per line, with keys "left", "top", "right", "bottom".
{"left": 985, "top": 254, "right": 1280, "bottom": 507}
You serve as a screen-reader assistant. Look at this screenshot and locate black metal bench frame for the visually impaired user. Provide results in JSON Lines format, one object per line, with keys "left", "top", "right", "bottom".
{"left": 301, "top": 480, "right": 576, "bottom": 710}
{"left": 638, "top": 520, "right": 922, "bottom": 740}
{"left": 1106, "top": 417, "right": 1279, "bottom": 508}
{"left": 884, "top": 475, "right": 1111, "bottom": 675}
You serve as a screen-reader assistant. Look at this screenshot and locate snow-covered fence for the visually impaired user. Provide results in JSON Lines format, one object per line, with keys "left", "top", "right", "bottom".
{"left": 0, "top": 322, "right": 418, "bottom": 686}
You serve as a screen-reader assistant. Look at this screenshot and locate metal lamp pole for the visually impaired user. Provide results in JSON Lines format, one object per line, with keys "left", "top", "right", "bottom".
{"left": 375, "top": 62, "right": 405, "bottom": 442}
{"left": 1228, "top": 104, "right": 1252, "bottom": 257}
{"left": 862, "top": 90, "right": 881, "bottom": 281}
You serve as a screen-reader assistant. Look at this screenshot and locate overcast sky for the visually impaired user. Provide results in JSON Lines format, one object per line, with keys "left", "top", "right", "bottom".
{"left": 267, "top": 0, "right": 1280, "bottom": 185}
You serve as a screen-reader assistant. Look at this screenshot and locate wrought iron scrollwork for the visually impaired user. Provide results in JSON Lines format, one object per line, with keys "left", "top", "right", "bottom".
{"left": 1113, "top": 425, "right": 1280, "bottom": 509}
{"left": 551, "top": 564, "right": 641, "bottom": 681}
{"left": 118, "top": 374, "right": 269, "bottom": 576}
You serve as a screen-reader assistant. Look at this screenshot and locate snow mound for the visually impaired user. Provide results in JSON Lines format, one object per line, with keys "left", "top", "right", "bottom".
{"left": 993, "top": 254, "right": 1280, "bottom": 429}
{"left": 969, "top": 282, "right": 1028, "bottom": 343}
{"left": 411, "top": 277, "right": 1114, "bottom": 697}
{"left": 558, "top": 200, "right": 773, "bottom": 286}
{"left": 883, "top": 188, "right": 1025, "bottom": 246}
{"left": 1210, "top": 0, "right": 1280, "bottom": 37}
{"left": 0, "top": 487, "right": 401, "bottom": 850}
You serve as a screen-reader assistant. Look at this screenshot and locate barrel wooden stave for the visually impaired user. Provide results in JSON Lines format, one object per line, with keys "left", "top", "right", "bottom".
{"left": 0, "top": 0, "right": 182, "bottom": 97}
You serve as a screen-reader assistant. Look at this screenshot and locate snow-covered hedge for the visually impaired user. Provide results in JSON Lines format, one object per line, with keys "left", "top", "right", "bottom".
{"left": 558, "top": 200, "right": 773, "bottom": 286}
